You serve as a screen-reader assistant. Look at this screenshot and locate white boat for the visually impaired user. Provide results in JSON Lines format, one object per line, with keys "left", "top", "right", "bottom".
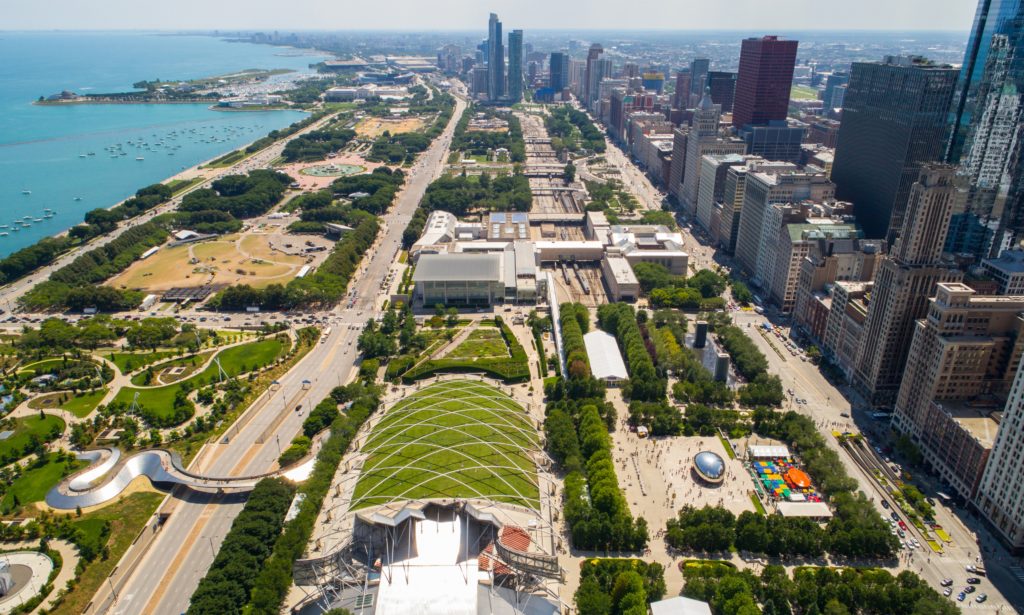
{"left": 33, "top": 218, "right": 43, "bottom": 223}
{"left": 136, "top": 157, "right": 144, "bottom": 161}
{"left": 0, "top": 233, "right": 8, "bottom": 237}
{"left": 79, "top": 154, "right": 87, "bottom": 158}
{"left": 21, "top": 190, "right": 30, "bottom": 195}
{"left": 73, "top": 197, "right": 82, "bottom": 201}
{"left": 12, "top": 228, "right": 19, "bottom": 232}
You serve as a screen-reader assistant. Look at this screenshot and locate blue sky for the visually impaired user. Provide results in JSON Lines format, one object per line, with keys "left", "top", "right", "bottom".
{"left": 6, "top": 0, "right": 975, "bottom": 31}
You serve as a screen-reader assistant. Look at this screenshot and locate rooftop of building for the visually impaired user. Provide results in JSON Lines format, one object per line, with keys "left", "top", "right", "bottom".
{"left": 929, "top": 400, "right": 1003, "bottom": 449}
{"left": 604, "top": 254, "right": 639, "bottom": 284}
{"left": 413, "top": 253, "right": 502, "bottom": 282}
{"left": 983, "top": 249, "right": 1024, "bottom": 274}
{"left": 788, "top": 222, "right": 859, "bottom": 242}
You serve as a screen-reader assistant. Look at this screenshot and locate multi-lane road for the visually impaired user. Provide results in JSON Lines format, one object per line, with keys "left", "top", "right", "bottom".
{"left": 87, "top": 93, "right": 466, "bottom": 615}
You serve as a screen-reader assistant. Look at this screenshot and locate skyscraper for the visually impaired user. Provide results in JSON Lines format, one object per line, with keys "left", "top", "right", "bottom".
{"left": 507, "top": 29, "right": 523, "bottom": 103}
{"left": 549, "top": 52, "right": 569, "bottom": 91}
{"left": 673, "top": 69, "right": 691, "bottom": 109}
{"left": 689, "top": 58, "right": 710, "bottom": 99}
{"left": 583, "top": 44, "right": 603, "bottom": 105}
{"left": 977, "top": 351, "right": 1024, "bottom": 549}
{"left": 822, "top": 71, "right": 849, "bottom": 110}
{"left": 852, "top": 165, "right": 964, "bottom": 408}
{"left": 487, "top": 13, "right": 505, "bottom": 101}
{"left": 732, "top": 36, "right": 798, "bottom": 129}
{"left": 680, "top": 90, "right": 746, "bottom": 215}
{"left": 948, "top": 16, "right": 1024, "bottom": 259}
{"left": 706, "top": 71, "right": 737, "bottom": 113}
{"left": 831, "top": 56, "right": 958, "bottom": 242}
{"left": 947, "top": 0, "right": 1024, "bottom": 163}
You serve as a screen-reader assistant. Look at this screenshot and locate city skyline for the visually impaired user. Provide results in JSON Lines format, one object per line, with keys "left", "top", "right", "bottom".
{"left": 5, "top": 0, "right": 975, "bottom": 32}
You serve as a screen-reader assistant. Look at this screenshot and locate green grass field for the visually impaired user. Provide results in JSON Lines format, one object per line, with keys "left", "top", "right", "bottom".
{"left": 445, "top": 328, "right": 509, "bottom": 361}
{"left": 2, "top": 454, "right": 85, "bottom": 512}
{"left": 112, "top": 337, "right": 287, "bottom": 424}
{"left": 130, "top": 351, "right": 214, "bottom": 386}
{"left": 351, "top": 380, "right": 539, "bottom": 510}
{"left": 106, "top": 351, "right": 177, "bottom": 375}
{"left": 28, "top": 390, "right": 107, "bottom": 418}
{"left": 17, "top": 357, "right": 71, "bottom": 376}
{"left": 791, "top": 84, "right": 819, "bottom": 101}
{"left": 0, "top": 415, "right": 65, "bottom": 461}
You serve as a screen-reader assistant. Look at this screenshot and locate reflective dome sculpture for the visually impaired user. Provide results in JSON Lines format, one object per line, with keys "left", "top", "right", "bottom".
{"left": 693, "top": 450, "right": 726, "bottom": 484}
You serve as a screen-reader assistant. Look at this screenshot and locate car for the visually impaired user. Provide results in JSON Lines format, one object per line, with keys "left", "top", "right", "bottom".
{"left": 897, "top": 529, "right": 905, "bottom": 538}
{"left": 940, "top": 579, "right": 953, "bottom": 587}
{"left": 964, "top": 586, "right": 976, "bottom": 594}
{"left": 966, "top": 577, "right": 981, "bottom": 584}
{"left": 966, "top": 564, "right": 977, "bottom": 573}
{"left": 882, "top": 500, "right": 890, "bottom": 509}
{"left": 957, "top": 592, "right": 966, "bottom": 602}
{"left": 898, "top": 520, "right": 908, "bottom": 530}
{"left": 840, "top": 412, "right": 850, "bottom": 418}
{"left": 943, "top": 588, "right": 952, "bottom": 597}
{"left": 976, "top": 593, "right": 987, "bottom": 603}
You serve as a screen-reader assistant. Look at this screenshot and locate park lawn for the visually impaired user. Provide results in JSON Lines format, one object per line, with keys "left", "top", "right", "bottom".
{"left": 130, "top": 351, "right": 214, "bottom": 386}
{"left": 165, "top": 177, "right": 200, "bottom": 195}
{"left": 105, "top": 350, "right": 177, "bottom": 374}
{"left": 445, "top": 327, "right": 509, "bottom": 361}
{"left": 0, "top": 415, "right": 65, "bottom": 461}
{"left": 29, "top": 390, "right": 106, "bottom": 419}
{"left": 17, "top": 357, "right": 70, "bottom": 375}
{"left": 791, "top": 84, "right": 819, "bottom": 100}
{"left": 50, "top": 492, "right": 164, "bottom": 615}
{"left": 351, "top": 380, "right": 539, "bottom": 510}
{"left": 113, "top": 338, "right": 287, "bottom": 424}
{"left": 1, "top": 454, "right": 85, "bottom": 512}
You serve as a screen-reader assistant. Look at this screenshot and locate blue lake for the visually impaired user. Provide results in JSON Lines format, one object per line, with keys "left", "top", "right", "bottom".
{"left": 0, "top": 31, "right": 324, "bottom": 256}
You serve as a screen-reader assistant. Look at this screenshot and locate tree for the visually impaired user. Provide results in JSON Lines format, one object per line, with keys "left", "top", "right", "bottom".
{"left": 446, "top": 307, "right": 459, "bottom": 327}
{"left": 564, "top": 162, "right": 576, "bottom": 183}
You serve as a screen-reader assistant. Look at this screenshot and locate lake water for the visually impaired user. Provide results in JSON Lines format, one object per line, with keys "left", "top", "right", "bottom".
{"left": 0, "top": 31, "right": 323, "bottom": 257}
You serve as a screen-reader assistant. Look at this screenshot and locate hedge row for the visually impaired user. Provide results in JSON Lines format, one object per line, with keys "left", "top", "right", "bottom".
{"left": 187, "top": 478, "right": 296, "bottom": 614}
{"left": 560, "top": 302, "right": 590, "bottom": 379}
{"left": 597, "top": 303, "right": 666, "bottom": 403}
{"left": 245, "top": 385, "right": 380, "bottom": 613}
{"left": 400, "top": 317, "right": 529, "bottom": 383}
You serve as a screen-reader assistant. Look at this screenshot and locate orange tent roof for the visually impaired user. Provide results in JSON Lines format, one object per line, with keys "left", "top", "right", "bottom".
{"left": 786, "top": 468, "right": 811, "bottom": 488}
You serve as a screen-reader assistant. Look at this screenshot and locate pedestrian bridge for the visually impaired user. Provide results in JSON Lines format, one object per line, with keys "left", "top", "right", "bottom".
{"left": 45, "top": 442, "right": 321, "bottom": 510}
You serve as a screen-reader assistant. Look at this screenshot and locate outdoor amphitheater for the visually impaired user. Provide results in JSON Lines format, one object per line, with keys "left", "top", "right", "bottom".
{"left": 293, "top": 379, "right": 563, "bottom": 615}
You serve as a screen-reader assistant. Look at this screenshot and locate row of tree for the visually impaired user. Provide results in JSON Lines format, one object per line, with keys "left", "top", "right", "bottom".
{"left": 451, "top": 106, "right": 526, "bottom": 162}
{"left": 667, "top": 506, "right": 829, "bottom": 557}
{"left": 545, "top": 106, "right": 606, "bottom": 155}
{"left": 0, "top": 183, "right": 173, "bottom": 287}
{"left": 281, "top": 121, "right": 356, "bottom": 162}
{"left": 575, "top": 558, "right": 667, "bottom": 615}
{"left": 560, "top": 302, "right": 590, "bottom": 379}
{"left": 186, "top": 477, "right": 296, "bottom": 614}
{"left": 682, "top": 561, "right": 957, "bottom": 615}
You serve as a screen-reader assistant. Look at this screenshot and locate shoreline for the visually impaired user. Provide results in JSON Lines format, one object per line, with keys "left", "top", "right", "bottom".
{"left": 33, "top": 98, "right": 217, "bottom": 106}
{"left": 0, "top": 107, "right": 311, "bottom": 256}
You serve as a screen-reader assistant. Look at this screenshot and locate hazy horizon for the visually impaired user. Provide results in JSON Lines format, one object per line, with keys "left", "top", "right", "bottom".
{"left": 5, "top": 0, "right": 976, "bottom": 32}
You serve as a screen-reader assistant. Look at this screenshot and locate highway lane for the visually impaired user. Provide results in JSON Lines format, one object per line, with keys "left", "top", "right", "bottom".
{"left": 98, "top": 93, "right": 466, "bottom": 615}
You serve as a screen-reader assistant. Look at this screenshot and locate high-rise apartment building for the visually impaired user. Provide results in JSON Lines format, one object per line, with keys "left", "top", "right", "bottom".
{"left": 831, "top": 56, "right": 958, "bottom": 242}
{"left": 507, "top": 29, "right": 523, "bottom": 103}
{"left": 718, "top": 159, "right": 795, "bottom": 254}
{"left": 893, "top": 283, "right": 1024, "bottom": 498}
{"left": 549, "top": 52, "right": 569, "bottom": 91}
{"left": 822, "top": 71, "right": 849, "bottom": 110}
{"left": 695, "top": 154, "right": 747, "bottom": 236}
{"left": 734, "top": 168, "right": 834, "bottom": 281}
{"left": 707, "top": 71, "right": 737, "bottom": 113}
{"left": 732, "top": 36, "right": 798, "bottom": 129}
{"left": 947, "top": 0, "right": 1024, "bottom": 163}
{"left": 852, "top": 165, "right": 964, "bottom": 408}
{"left": 767, "top": 214, "right": 860, "bottom": 313}
{"left": 487, "top": 13, "right": 505, "bottom": 100}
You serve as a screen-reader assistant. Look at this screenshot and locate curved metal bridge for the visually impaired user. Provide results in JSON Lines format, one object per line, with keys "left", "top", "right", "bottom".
{"left": 45, "top": 442, "right": 320, "bottom": 510}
